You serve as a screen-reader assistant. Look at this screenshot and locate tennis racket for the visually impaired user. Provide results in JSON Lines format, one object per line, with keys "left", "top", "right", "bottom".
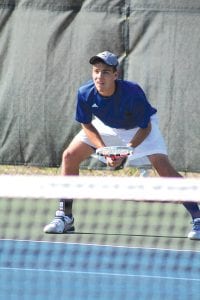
{"left": 96, "top": 146, "right": 134, "bottom": 161}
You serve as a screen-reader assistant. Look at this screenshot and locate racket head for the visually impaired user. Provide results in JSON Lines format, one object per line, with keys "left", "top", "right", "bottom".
{"left": 96, "top": 146, "right": 134, "bottom": 159}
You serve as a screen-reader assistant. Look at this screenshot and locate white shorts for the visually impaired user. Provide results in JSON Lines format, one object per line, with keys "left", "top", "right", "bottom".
{"left": 76, "top": 114, "right": 168, "bottom": 166}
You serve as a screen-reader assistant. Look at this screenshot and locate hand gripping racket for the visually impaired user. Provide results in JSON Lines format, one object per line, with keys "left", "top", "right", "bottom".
{"left": 96, "top": 146, "right": 134, "bottom": 161}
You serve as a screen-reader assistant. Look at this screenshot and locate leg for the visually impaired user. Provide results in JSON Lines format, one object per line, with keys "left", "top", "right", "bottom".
{"left": 148, "top": 153, "right": 181, "bottom": 177}
{"left": 60, "top": 137, "right": 95, "bottom": 215}
{"left": 43, "top": 137, "right": 94, "bottom": 234}
{"left": 148, "top": 154, "right": 200, "bottom": 219}
{"left": 61, "top": 136, "right": 95, "bottom": 176}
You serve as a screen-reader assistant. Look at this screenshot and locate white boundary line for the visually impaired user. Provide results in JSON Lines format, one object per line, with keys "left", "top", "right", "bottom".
{"left": 1, "top": 238, "right": 200, "bottom": 253}
{"left": 0, "top": 266, "right": 200, "bottom": 282}
{"left": 1, "top": 239, "right": 200, "bottom": 283}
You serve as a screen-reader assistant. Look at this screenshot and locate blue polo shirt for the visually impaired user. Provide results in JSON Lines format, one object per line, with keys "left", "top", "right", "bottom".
{"left": 75, "top": 79, "right": 157, "bottom": 129}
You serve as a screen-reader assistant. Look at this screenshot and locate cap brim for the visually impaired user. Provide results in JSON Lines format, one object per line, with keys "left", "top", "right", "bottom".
{"left": 89, "top": 56, "right": 105, "bottom": 65}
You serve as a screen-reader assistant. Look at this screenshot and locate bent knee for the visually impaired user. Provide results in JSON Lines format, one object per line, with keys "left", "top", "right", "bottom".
{"left": 148, "top": 154, "right": 181, "bottom": 177}
{"left": 62, "top": 148, "right": 77, "bottom": 163}
{"left": 62, "top": 144, "right": 92, "bottom": 165}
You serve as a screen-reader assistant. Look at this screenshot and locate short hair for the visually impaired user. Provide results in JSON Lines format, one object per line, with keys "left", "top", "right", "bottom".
{"left": 91, "top": 58, "right": 118, "bottom": 72}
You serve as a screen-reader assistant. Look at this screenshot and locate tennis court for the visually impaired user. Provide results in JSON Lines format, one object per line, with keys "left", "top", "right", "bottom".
{"left": 1, "top": 239, "right": 200, "bottom": 300}
{"left": 0, "top": 176, "right": 200, "bottom": 299}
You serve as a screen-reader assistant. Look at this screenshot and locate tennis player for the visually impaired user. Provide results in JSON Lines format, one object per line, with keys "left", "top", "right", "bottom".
{"left": 44, "top": 51, "right": 200, "bottom": 239}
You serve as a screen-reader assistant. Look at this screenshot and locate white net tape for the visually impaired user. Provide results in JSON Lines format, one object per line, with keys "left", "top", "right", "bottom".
{"left": 0, "top": 175, "right": 199, "bottom": 202}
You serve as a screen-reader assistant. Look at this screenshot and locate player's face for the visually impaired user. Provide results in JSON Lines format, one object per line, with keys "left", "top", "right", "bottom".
{"left": 92, "top": 63, "right": 118, "bottom": 96}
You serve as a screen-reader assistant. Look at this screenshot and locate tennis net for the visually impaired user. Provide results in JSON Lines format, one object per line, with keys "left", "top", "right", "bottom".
{"left": 0, "top": 175, "right": 200, "bottom": 300}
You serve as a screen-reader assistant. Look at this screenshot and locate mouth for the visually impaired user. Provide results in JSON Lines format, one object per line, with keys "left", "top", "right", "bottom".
{"left": 96, "top": 81, "right": 105, "bottom": 87}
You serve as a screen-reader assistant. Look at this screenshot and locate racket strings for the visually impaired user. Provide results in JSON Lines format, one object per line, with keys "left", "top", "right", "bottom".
{"left": 96, "top": 146, "right": 134, "bottom": 159}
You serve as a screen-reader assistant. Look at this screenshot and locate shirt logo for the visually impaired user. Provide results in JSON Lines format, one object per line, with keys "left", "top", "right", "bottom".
{"left": 92, "top": 103, "right": 98, "bottom": 108}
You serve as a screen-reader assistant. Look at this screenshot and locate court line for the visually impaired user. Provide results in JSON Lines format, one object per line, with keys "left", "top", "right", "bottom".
{"left": 1, "top": 238, "right": 200, "bottom": 253}
{"left": 1, "top": 239, "right": 200, "bottom": 284}
{"left": 1, "top": 266, "right": 200, "bottom": 282}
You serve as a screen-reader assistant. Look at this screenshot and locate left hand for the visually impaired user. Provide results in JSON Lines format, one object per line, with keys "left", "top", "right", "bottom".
{"left": 106, "top": 156, "right": 125, "bottom": 168}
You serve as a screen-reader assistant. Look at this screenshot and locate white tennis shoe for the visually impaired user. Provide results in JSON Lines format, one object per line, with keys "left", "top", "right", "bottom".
{"left": 188, "top": 218, "right": 200, "bottom": 240}
{"left": 43, "top": 210, "right": 75, "bottom": 234}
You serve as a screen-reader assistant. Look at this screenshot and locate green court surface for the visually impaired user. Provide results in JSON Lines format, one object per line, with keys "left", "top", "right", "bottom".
{"left": 0, "top": 197, "right": 199, "bottom": 251}
{"left": 1, "top": 196, "right": 200, "bottom": 299}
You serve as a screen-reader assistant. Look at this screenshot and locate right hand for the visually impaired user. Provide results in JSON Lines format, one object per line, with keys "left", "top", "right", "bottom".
{"left": 106, "top": 156, "right": 125, "bottom": 168}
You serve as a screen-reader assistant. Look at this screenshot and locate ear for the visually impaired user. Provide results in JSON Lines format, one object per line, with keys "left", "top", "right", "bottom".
{"left": 114, "top": 70, "right": 119, "bottom": 79}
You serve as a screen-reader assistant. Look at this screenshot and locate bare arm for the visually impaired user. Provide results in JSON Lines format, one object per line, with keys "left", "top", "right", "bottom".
{"left": 127, "top": 121, "right": 152, "bottom": 148}
{"left": 81, "top": 123, "right": 106, "bottom": 149}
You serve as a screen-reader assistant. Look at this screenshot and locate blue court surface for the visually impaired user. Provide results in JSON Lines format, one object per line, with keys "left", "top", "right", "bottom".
{"left": 0, "top": 239, "right": 200, "bottom": 300}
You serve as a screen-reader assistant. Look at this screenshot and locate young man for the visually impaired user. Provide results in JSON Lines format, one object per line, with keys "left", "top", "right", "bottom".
{"left": 44, "top": 51, "right": 200, "bottom": 239}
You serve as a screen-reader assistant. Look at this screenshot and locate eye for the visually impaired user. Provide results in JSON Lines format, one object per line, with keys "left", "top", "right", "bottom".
{"left": 102, "top": 70, "right": 110, "bottom": 75}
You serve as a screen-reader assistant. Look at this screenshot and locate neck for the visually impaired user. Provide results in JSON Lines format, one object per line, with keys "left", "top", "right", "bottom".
{"left": 98, "top": 82, "right": 116, "bottom": 97}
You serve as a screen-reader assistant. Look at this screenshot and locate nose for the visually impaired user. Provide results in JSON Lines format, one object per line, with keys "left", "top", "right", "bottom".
{"left": 97, "top": 71, "right": 103, "bottom": 78}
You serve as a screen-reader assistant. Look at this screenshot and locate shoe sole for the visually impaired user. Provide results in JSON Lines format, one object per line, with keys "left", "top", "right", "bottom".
{"left": 188, "top": 235, "right": 200, "bottom": 240}
{"left": 63, "top": 226, "right": 75, "bottom": 234}
{"left": 44, "top": 226, "right": 75, "bottom": 234}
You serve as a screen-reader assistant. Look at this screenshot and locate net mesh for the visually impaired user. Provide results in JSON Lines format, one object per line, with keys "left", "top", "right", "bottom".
{"left": 0, "top": 175, "right": 200, "bottom": 300}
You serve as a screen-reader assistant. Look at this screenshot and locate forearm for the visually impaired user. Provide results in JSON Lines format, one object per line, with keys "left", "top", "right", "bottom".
{"left": 127, "top": 122, "right": 151, "bottom": 148}
{"left": 81, "top": 123, "right": 105, "bottom": 148}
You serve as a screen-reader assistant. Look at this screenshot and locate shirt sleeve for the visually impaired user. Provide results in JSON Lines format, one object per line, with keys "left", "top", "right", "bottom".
{"left": 134, "top": 85, "right": 157, "bottom": 128}
{"left": 75, "top": 90, "right": 93, "bottom": 124}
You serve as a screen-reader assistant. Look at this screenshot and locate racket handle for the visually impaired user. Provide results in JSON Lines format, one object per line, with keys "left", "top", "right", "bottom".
{"left": 126, "top": 143, "right": 134, "bottom": 149}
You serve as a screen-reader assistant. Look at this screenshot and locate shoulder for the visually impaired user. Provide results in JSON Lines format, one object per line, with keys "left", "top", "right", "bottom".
{"left": 78, "top": 80, "right": 95, "bottom": 97}
{"left": 117, "top": 79, "right": 144, "bottom": 94}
